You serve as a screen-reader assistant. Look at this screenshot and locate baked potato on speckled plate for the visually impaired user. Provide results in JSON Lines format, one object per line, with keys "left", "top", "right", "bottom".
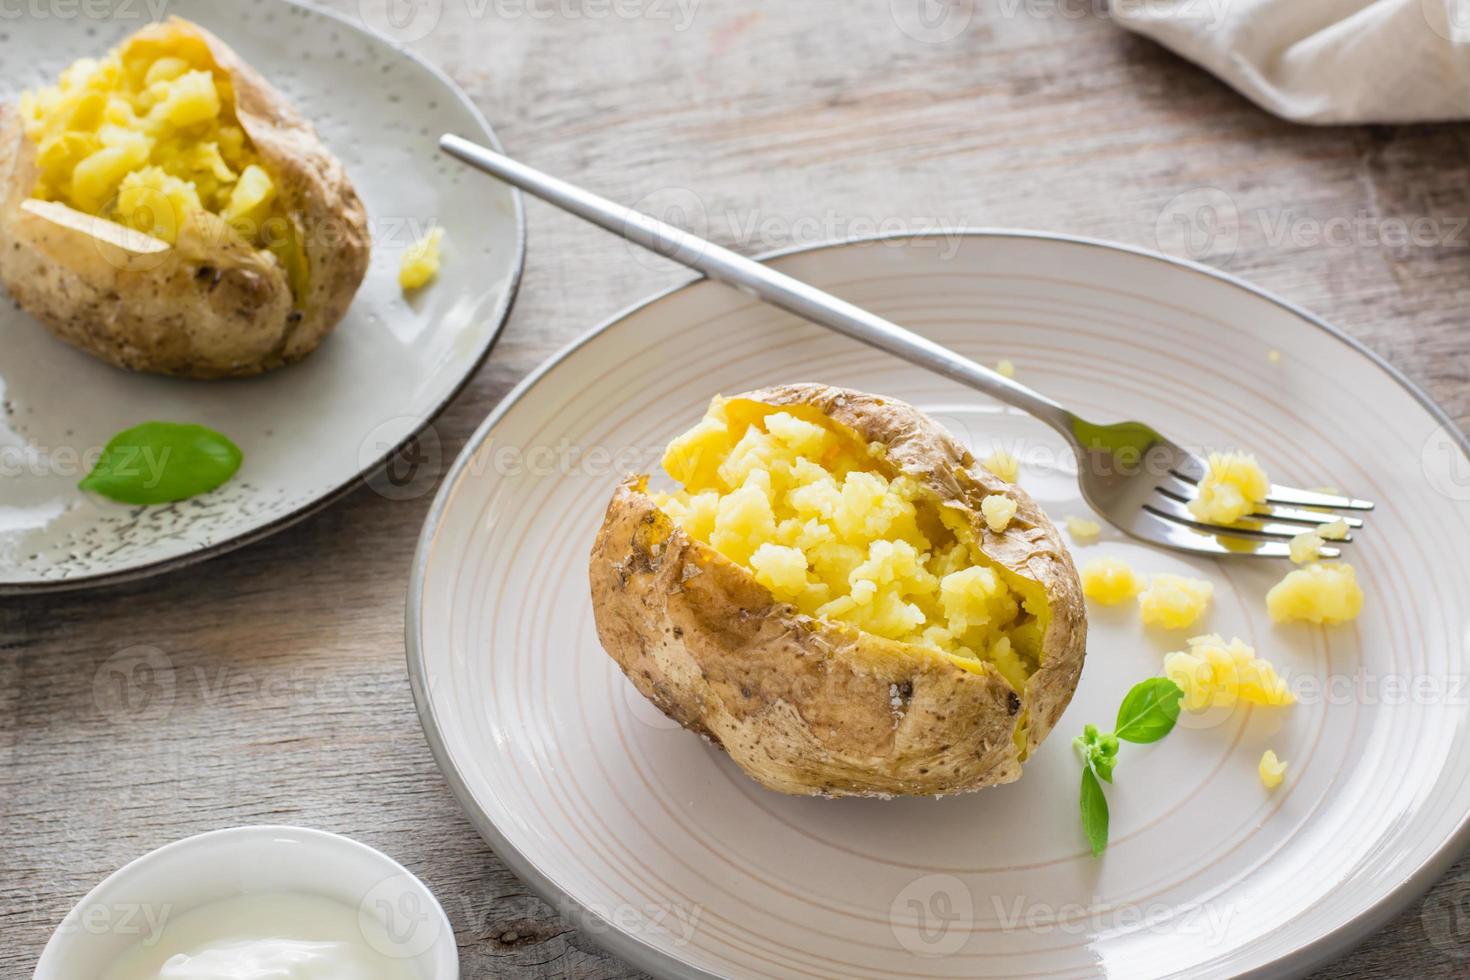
{"left": 0, "top": 17, "right": 369, "bottom": 379}
{"left": 590, "top": 384, "right": 1087, "bottom": 798}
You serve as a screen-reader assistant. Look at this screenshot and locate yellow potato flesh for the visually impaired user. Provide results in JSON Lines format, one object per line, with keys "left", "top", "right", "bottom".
{"left": 1188, "top": 452, "right": 1270, "bottom": 525}
{"left": 1138, "top": 572, "right": 1213, "bottom": 629}
{"left": 1163, "top": 634, "right": 1295, "bottom": 711}
{"left": 1267, "top": 562, "right": 1364, "bottom": 624}
{"left": 19, "top": 24, "right": 284, "bottom": 256}
{"left": 654, "top": 397, "right": 1044, "bottom": 690}
{"left": 399, "top": 226, "right": 445, "bottom": 291}
{"left": 1080, "top": 556, "right": 1141, "bottom": 605}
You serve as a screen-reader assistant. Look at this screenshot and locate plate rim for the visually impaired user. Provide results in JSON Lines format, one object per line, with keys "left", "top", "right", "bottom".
{"left": 0, "top": 0, "right": 528, "bottom": 596}
{"left": 406, "top": 229, "right": 1470, "bottom": 980}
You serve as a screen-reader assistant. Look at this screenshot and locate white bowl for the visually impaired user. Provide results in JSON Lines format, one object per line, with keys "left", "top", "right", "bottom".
{"left": 33, "top": 826, "right": 457, "bottom": 980}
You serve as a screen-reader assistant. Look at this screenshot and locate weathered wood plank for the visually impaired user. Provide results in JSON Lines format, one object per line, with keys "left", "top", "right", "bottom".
{"left": 4, "top": 1, "right": 1469, "bottom": 976}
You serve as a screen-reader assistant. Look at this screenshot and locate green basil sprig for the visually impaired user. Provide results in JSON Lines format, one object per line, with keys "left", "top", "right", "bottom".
{"left": 1079, "top": 766, "right": 1110, "bottom": 856}
{"left": 1074, "top": 724, "right": 1118, "bottom": 783}
{"left": 80, "top": 422, "right": 243, "bottom": 505}
{"left": 1114, "top": 677, "right": 1185, "bottom": 744}
{"left": 1074, "top": 677, "right": 1184, "bottom": 855}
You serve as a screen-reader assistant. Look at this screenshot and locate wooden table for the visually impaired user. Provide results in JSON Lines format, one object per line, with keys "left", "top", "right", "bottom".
{"left": 5, "top": 1, "right": 1470, "bottom": 976}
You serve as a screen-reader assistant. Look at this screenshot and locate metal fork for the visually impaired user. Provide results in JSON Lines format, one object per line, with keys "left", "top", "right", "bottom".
{"left": 440, "top": 135, "right": 1373, "bottom": 559}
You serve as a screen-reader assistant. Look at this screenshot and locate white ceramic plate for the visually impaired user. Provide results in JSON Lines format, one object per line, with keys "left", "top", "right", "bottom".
{"left": 0, "top": 0, "right": 524, "bottom": 593}
{"left": 408, "top": 232, "right": 1470, "bottom": 979}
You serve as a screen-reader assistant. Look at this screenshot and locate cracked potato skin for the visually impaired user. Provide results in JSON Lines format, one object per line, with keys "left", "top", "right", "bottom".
{"left": 588, "top": 384, "right": 1087, "bottom": 798}
{"left": 0, "top": 19, "right": 370, "bottom": 379}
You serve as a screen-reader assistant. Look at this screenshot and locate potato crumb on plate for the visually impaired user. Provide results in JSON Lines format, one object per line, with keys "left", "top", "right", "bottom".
{"left": 1080, "top": 557, "right": 1140, "bottom": 605}
{"left": 1065, "top": 515, "right": 1101, "bottom": 543}
{"left": 982, "top": 448, "right": 1020, "bottom": 483}
{"left": 1163, "top": 634, "right": 1294, "bottom": 710}
{"left": 401, "top": 226, "right": 446, "bottom": 291}
{"left": 1267, "top": 563, "right": 1363, "bottom": 624}
{"left": 1139, "top": 572, "right": 1213, "bottom": 629}
{"left": 1259, "top": 749, "right": 1287, "bottom": 789}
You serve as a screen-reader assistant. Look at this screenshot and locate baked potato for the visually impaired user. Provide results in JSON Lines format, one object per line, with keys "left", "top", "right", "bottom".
{"left": 0, "top": 17, "right": 370, "bottom": 379}
{"left": 589, "top": 384, "right": 1087, "bottom": 797}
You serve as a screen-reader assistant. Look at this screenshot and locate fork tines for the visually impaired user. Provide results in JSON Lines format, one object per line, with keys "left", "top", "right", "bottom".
{"left": 1149, "top": 470, "right": 1375, "bottom": 559}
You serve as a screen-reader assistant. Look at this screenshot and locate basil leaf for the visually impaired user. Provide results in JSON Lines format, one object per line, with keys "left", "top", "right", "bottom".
{"left": 1092, "top": 747, "right": 1116, "bottom": 784}
{"left": 1114, "top": 677, "right": 1185, "bottom": 744}
{"left": 1080, "top": 766, "right": 1109, "bottom": 856}
{"left": 80, "top": 422, "right": 242, "bottom": 505}
{"left": 1074, "top": 723, "right": 1100, "bottom": 751}
{"left": 1073, "top": 724, "right": 1118, "bottom": 783}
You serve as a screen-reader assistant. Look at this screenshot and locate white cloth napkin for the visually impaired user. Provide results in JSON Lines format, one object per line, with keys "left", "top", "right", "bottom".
{"left": 1110, "top": 0, "right": 1470, "bottom": 123}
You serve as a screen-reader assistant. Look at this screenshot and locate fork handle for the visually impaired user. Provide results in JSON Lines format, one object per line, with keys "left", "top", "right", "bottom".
{"left": 441, "top": 135, "right": 1078, "bottom": 440}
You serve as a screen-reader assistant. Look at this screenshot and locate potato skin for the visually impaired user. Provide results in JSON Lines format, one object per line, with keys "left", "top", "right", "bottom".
{"left": 0, "top": 19, "right": 370, "bottom": 379}
{"left": 589, "top": 384, "right": 1087, "bottom": 797}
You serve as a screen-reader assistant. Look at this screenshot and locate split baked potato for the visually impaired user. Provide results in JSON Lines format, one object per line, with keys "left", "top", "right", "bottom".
{"left": 0, "top": 18, "right": 370, "bottom": 378}
{"left": 589, "top": 384, "right": 1087, "bottom": 797}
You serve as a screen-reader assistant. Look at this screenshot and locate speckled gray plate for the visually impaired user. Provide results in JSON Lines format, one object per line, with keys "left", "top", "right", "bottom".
{"left": 0, "top": 0, "right": 524, "bottom": 594}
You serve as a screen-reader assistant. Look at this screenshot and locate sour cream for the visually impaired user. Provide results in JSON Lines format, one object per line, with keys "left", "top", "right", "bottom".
{"left": 100, "top": 892, "right": 424, "bottom": 980}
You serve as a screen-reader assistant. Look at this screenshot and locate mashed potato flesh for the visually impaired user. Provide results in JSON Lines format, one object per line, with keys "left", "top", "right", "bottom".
{"left": 1189, "top": 452, "right": 1269, "bottom": 525}
{"left": 655, "top": 398, "right": 1045, "bottom": 689}
{"left": 980, "top": 494, "right": 1017, "bottom": 532}
{"left": 1065, "top": 515, "right": 1101, "bottom": 544}
{"left": 1267, "top": 562, "right": 1363, "bottom": 624}
{"left": 400, "top": 226, "right": 445, "bottom": 290}
{"left": 1139, "top": 572, "right": 1213, "bottom": 629}
{"left": 1163, "top": 634, "right": 1294, "bottom": 710}
{"left": 1259, "top": 749, "right": 1287, "bottom": 789}
{"left": 20, "top": 27, "right": 283, "bottom": 252}
{"left": 983, "top": 448, "right": 1020, "bottom": 483}
{"left": 1080, "top": 557, "right": 1141, "bottom": 605}
{"left": 1288, "top": 530, "right": 1324, "bottom": 565}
